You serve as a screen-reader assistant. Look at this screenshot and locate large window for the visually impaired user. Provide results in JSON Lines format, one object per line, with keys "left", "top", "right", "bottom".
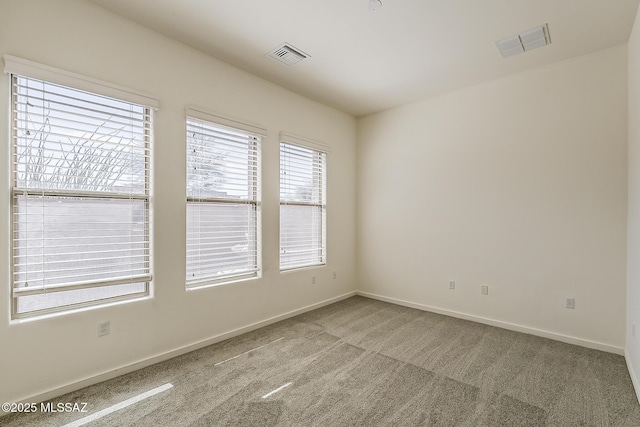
{"left": 186, "top": 110, "right": 263, "bottom": 288}
{"left": 7, "top": 57, "right": 157, "bottom": 318}
{"left": 280, "top": 140, "right": 327, "bottom": 270}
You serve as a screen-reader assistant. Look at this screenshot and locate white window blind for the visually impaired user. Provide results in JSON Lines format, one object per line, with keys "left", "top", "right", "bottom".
{"left": 186, "top": 113, "right": 262, "bottom": 287}
{"left": 280, "top": 142, "right": 326, "bottom": 270}
{"left": 10, "top": 75, "right": 152, "bottom": 318}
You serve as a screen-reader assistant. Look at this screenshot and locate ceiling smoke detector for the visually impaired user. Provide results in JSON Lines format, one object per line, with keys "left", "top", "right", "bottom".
{"left": 267, "top": 43, "right": 310, "bottom": 66}
{"left": 368, "top": 0, "right": 382, "bottom": 11}
{"left": 496, "top": 24, "right": 551, "bottom": 58}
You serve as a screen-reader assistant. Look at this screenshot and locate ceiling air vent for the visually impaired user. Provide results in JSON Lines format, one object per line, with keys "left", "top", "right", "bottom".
{"left": 496, "top": 24, "right": 551, "bottom": 58}
{"left": 268, "top": 43, "right": 310, "bottom": 66}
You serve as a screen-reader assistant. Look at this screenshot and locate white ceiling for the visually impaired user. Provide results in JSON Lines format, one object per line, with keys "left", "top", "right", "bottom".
{"left": 87, "top": 0, "right": 640, "bottom": 117}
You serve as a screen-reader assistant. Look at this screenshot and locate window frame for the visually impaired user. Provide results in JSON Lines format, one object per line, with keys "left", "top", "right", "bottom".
{"left": 279, "top": 134, "right": 328, "bottom": 271}
{"left": 185, "top": 108, "right": 264, "bottom": 289}
{"left": 4, "top": 55, "right": 158, "bottom": 319}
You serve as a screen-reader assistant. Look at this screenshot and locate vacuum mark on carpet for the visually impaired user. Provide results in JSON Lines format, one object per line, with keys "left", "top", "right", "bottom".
{"left": 262, "top": 382, "right": 293, "bottom": 399}
{"left": 214, "top": 337, "right": 285, "bottom": 366}
{"left": 61, "top": 383, "right": 174, "bottom": 427}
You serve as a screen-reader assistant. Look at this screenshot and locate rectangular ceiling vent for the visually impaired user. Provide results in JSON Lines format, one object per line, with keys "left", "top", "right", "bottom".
{"left": 496, "top": 24, "right": 551, "bottom": 58}
{"left": 268, "top": 43, "right": 310, "bottom": 66}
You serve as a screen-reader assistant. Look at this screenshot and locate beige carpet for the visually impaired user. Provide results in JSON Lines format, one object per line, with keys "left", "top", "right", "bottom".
{"left": 3, "top": 296, "right": 640, "bottom": 426}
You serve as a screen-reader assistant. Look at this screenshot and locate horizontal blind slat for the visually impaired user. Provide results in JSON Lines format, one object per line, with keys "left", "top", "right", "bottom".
{"left": 13, "top": 81, "right": 151, "bottom": 119}
{"left": 12, "top": 102, "right": 150, "bottom": 130}
{"left": 13, "top": 275, "right": 151, "bottom": 296}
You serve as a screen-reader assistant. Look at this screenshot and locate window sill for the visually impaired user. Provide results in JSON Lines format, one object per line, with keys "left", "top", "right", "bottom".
{"left": 186, "top": 273, "right": 260, "bottom": 291}
{"left": 11, "top": 294, "right": 152, "bottom": 324}
{"left": 280, "top": 263, "right": 326, "bottom": 274}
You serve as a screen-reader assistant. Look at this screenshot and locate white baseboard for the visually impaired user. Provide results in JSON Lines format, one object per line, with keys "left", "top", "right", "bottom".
{"left": 356, "top": 291, "right": 624, "bottom": 355}
{"left": 16, "top": 291, "right": 356, "bottom": 407}
{"left": 626, "top": 349, "right": 640, "bottom": 406}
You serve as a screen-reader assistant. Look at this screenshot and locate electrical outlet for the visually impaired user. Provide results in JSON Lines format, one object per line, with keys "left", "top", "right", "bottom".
{"left": 312, "top": 276, "right": 316, "bottom": 285}
{"left": 565, "top": 297, "right": 575, "bottom": 309}
{"left": 333, "top": 271, "right": 337, "bottom": 280}
{"left": 448, "top": 280, "right": 455, "bottom": 290}
{"left": 98, "top": 321, "right": 110, "bottom": 337}
{"left": 481, "top": 285, "right": 489, "bottom": 295}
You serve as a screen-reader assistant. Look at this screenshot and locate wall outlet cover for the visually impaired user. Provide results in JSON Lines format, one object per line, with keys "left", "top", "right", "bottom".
{"left": 98, "top": 321, "right": 110, "bottom": 337}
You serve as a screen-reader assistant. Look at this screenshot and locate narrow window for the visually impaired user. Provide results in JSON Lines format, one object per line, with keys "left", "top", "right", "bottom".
{"left": 280, "top": 142, "right": 327, "bottom": 270}
{"left": 186, "top": 112, "right": 262, "bottom": 288}
{"left": 10, "top": 71, "right": 154, "bottom": 318}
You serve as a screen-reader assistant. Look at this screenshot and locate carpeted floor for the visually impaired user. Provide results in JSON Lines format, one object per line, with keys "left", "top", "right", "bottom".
{"left": 3, "top": 296, "right": 640, "bottom": 426}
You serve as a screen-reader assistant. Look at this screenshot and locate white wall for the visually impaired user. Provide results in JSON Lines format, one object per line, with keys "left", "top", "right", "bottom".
{"left": 357, "top": 45, "right": 628, "bottom": 352}
{"left": 0, "top": 0, "right": 357, "bottom": 403}
{"left": 627, "top": 4, "right": 640, "bottom": 401}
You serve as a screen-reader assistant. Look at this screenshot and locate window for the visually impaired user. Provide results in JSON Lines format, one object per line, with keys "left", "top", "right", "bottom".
{"left": 6, "top": 56, "right": 157, "bottom": 318}
{"left": 280, "top": 139, "right": 327, "bottom": 270}
{"left": 186, "top": 109, "right": 263, "bottom": 288}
